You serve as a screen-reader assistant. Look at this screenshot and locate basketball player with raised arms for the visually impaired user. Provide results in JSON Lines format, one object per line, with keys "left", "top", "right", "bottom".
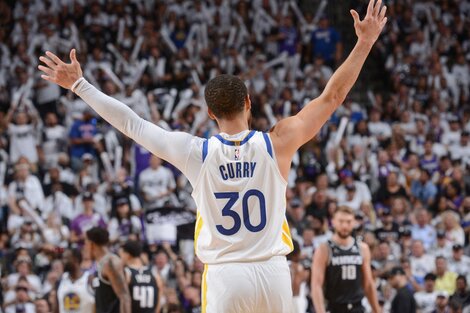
{"left": 38, "top": 1, "right": 386, "bottom": 311}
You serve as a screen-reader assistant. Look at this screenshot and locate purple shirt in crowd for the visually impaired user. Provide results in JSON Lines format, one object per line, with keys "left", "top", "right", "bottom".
{"left": 71, "top": 213, "right": 107, "bottom": 241}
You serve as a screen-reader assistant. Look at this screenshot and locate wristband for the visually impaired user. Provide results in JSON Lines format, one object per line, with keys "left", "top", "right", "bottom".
{"left": 71, "top": 77, "right": 85, "bottom": 93}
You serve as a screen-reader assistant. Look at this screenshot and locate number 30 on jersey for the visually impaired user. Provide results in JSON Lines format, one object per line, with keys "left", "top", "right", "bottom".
{"left": 214, "top": 189, "right": 267, "bottom": 235}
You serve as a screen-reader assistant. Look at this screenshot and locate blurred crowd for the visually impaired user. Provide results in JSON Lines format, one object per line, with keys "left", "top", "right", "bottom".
{"left": 0, "top": 0, "right": 469, "bottom": 312}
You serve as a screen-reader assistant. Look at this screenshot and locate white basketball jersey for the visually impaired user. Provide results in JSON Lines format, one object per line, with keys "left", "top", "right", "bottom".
{"left": 192, "top": 130, "right": 293, "bottom": 264}
{"left": 57, "top": 272, "right": 95, "bottom": 313}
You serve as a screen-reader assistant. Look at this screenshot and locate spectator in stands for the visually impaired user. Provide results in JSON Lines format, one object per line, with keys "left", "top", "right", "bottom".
{"left": 3, "top": 282, "right": 36, "bottom": 313}
{"left": 310, "top": 16, "right": 342, "bottom": 68}
{"left": 152, "top": 250, "right": 172, "bottom": 284}
{"left": 432, "top": 229, "right": 453, "bottom": 259}
{"left": 139, "top": 155, "right": 177, "bottom": 210}
{"left": 421, "top": 139, "right": 439, "bottom": 174}
{"left": 411, "top": 209, "right": 436, "bottom": 250}
{"left": 278, "top": 15, "right": 300, "bottom": 57}
{"left": 435, "top": 256, "right": 458, "bottom": 295}
{"left": 442, "top": 211, "right": 466, "bottom": 246}
{"left": 449, "top": 275, "right": 470, "bottom": 311}
{"left": 411, "top": 169, "right": 438, "bottom": 207}
{"left": 34, "top": 298, "right": 51, "bottom": 313}
{"left": 299, "top": 226, "right": 315, "bottom": 261}
{"left": 335, "top": 168, "right": 372, "bottom": 211}
{"left": 39, "top": 112, "right": 67, "bottom": 169}
{"left": 7, "top": 158, "right": 44, "bottom": 215}
{"left": 375, "top": 209, "right": 400, "bottom": 243}
{"left": 433, "top": 291, "right": 450, "bottom": 313}
{"left": 410, "top": 240, "right": 435, "bottom": 284}
{"left": 108, "top": 196, "right": 142, "bottom": 246}
{"left": 6, "top": 256, "right": 41, "bottom": 296}
{"left": 5, "top": 101, "right": 40, "bottom": 166}
{"left": 414, "top": 273, "right": 439, "bottom": 313}
{"left": 70, "top": 192, "right": 106, "bottom": 247}
{"left": 68, "top": 109, "right": 98, "bottom": 170}
{"left": 374, "top": 170, "right": 408, "bottom": 208}
{"left": 448, "top": 244, "right": 470, "bottom": 279}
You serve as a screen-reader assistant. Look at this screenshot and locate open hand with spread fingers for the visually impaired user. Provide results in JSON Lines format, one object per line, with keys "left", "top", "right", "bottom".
{"left": 350, "top": 0, "right": 387, "bottom": 46}
{"left": 38, "top": 49, "right": 83, "bottom": 90}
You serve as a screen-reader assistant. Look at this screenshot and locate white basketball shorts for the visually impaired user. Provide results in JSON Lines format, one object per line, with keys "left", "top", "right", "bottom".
{"left": 201, "top": 256, "right": 294, "bottom": 313}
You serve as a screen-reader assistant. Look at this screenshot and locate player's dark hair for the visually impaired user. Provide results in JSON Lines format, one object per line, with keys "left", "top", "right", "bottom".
{"left": 121, "top": 240, "right": 142, "bottom": 258}
{"left": 204, "top": 74, "right": 248, "bottom": 120}
{"left": 86, "top": 227, "right": 109, "bottom": 246}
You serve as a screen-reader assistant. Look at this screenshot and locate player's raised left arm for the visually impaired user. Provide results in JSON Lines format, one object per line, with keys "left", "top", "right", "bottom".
{"left": 38, "top": 50, "right": 196, "bottom": 179}
{"left": 271, "top": 0, "right": 387, "bottom": 172}
{"left": 361, "top": 242, "right": 381, "bottom": 313}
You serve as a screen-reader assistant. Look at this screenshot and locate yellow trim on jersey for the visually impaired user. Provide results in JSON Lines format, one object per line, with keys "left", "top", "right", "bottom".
{"left": 282, "top": 220, "right": 294, "bottom": 252}
{"left": 202, "top": 264, "right": 208, "bottom": 313}
{"left": 221, "top": 130, "right": 252, "bottom": 145}
{"left": 282, "top": 219, "right": 290, "bottom": 234}
{"left": 194, "top": 212, "right": 204, "bottom": 253}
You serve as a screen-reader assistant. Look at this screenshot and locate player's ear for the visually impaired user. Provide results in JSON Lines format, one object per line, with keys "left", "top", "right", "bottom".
{"left": 207, "top": 108, "right": 216, "bottom": 120}
{"left": 245, "top": 95, "right": 251, "bottom": 111}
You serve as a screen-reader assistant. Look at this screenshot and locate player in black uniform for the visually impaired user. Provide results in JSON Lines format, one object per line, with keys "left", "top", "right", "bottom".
{"left": 86, "top": 227, "right": 131, "bottom": 313}
{"left": 119, "top": 240, "right": 163, "bottom": 313}
{"left": 311, "top": 206, "right": 380, "bottom": 313}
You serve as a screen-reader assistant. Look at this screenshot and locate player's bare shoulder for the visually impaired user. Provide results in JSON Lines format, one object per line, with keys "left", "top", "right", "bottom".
{"left": 359, "top": 241, "right": 372, "bottom": 261}
{"left": 312, "top": 241, "right": 330, "bottom": 266}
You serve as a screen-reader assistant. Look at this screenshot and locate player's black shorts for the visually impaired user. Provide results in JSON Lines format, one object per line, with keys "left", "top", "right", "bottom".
{"left": 328, "top": 302, "right": 364, "bottom": 313}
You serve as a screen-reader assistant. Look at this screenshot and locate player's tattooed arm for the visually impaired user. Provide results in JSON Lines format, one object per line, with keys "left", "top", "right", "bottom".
{"left": 105, "top": 256, "right": 131, "bottom": 313}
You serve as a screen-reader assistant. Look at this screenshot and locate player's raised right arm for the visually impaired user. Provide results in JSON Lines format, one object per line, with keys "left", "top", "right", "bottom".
{"left": 38, "top": 50, "right": 195, "bottom": 177}
{"left": 311, "top": 243, "right": 328, "bottom": 313}
{"left": 270, "top": 0, "right": 387, "bottom": 177}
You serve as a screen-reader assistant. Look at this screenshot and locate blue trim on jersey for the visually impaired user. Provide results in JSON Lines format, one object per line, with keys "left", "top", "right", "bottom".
{"left": 262, "top": 133, "right": 273, "bottom": 158}
{"left": 202, "top": 140, "right": 208, "bottom": 162}
{"left": 214, "top": 130, "right": 256, "bottom": 146}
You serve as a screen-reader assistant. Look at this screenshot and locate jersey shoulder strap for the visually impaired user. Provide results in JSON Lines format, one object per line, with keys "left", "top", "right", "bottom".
{"left": 325, "top": 240, "right": 334, "bottom": 265}
{"left": 262, "top": 132, "right": 273, "bottom": 159}
{"left": 354, "top": 237, "right": 364, "bottom": 256}
{"left": 202, "top": 139, "right": 209, "bottom": 162}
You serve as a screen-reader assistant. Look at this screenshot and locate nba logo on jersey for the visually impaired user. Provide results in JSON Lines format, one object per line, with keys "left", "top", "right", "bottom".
{"left": 234, "top": 148, "right": 240, "bottom": 160}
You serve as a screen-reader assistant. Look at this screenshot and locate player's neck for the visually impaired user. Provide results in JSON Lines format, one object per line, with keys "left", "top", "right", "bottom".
{"left": 127, "top": 258, "right": 143, "bottom": 268}
{"left": 94, "top": 247, "right": 109, "bottom": 262}
{"left": 332, "top": 234, "right": 353, "bottom": 247}
{"left": 217, "top": 118, "right": 249, "bottom": 136}
{"left": 69, "top": 267, "right": 82, "bottom": 281}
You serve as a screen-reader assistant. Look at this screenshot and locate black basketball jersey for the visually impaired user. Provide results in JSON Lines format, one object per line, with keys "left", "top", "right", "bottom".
{"left": 127, "top": 266, "right": 158, "bottom": 313}
{"left": 93, "top": 254, "right": 120, "bottom": 313}
{"left": 324, "top": 238, "right": 364, "bottom": 306}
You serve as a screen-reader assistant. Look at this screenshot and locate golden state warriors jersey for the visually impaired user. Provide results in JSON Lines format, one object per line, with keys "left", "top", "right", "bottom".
{"left": 57, "top": 272, "right": 95, "bottom": 313}
{"left": 192, "top": 130, "right": 293, "bottom": 264}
